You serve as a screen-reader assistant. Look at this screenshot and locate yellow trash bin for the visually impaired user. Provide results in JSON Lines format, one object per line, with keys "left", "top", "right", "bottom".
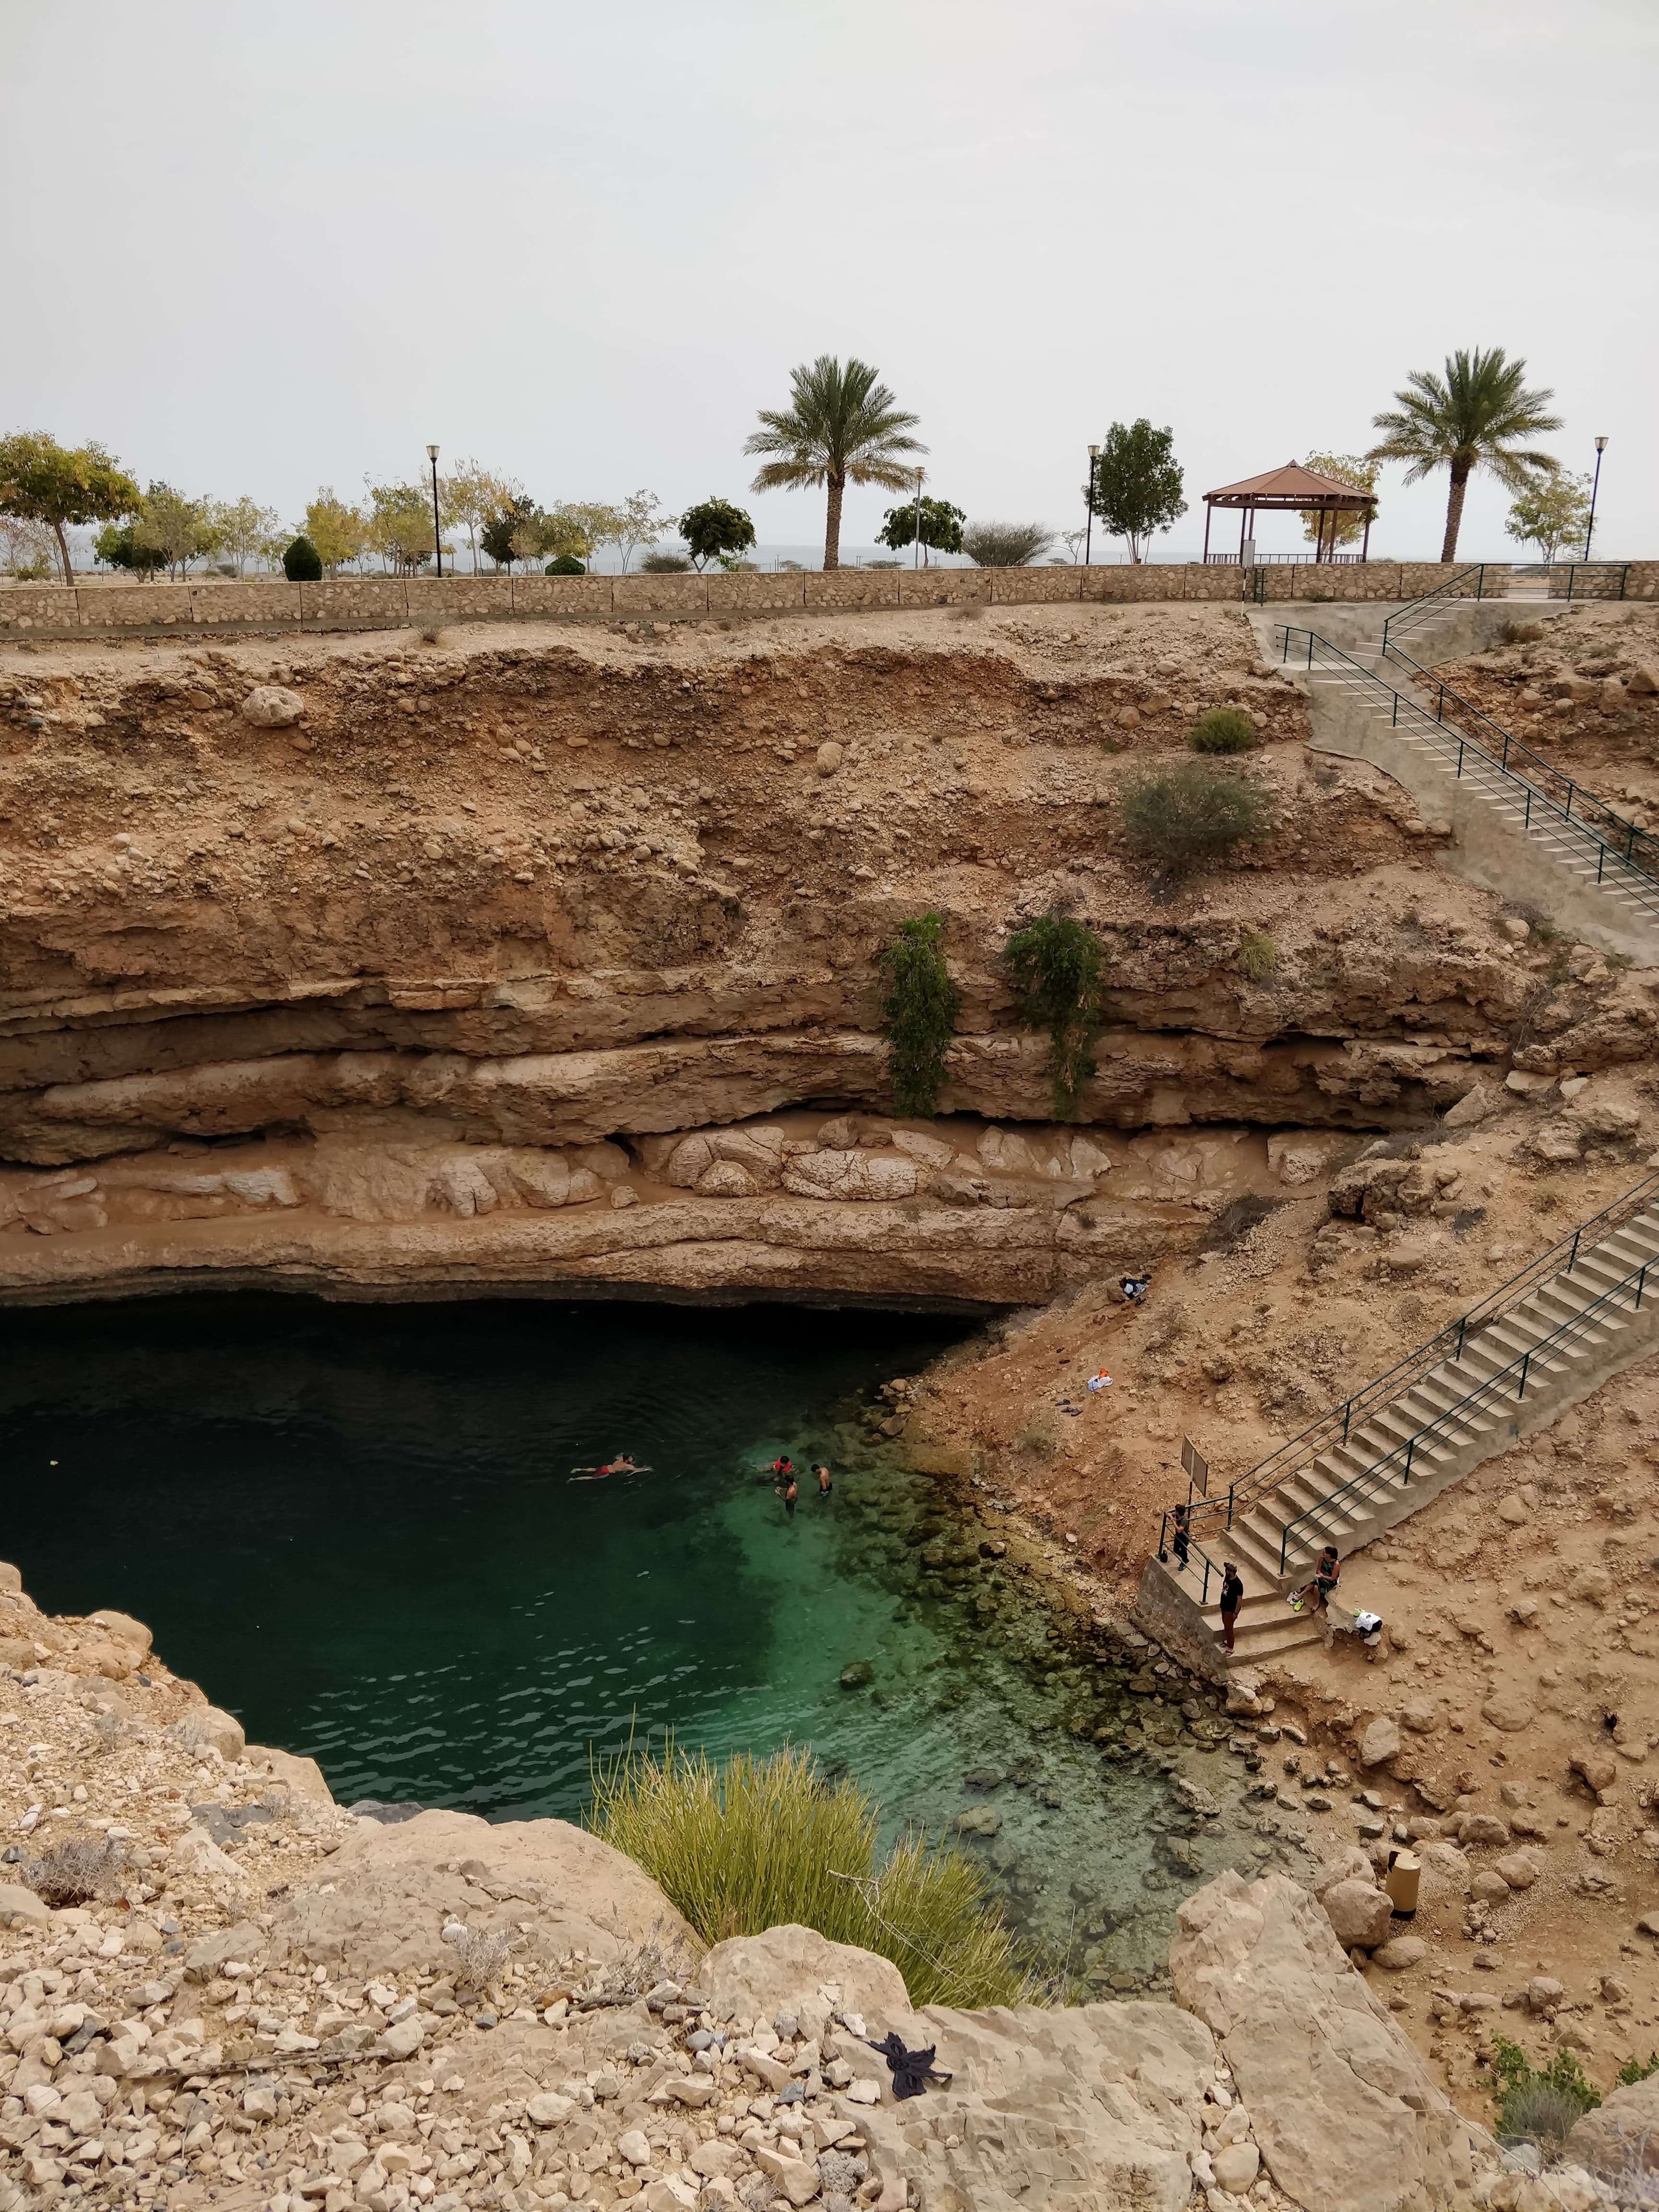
{"left": 1385, "top": 1850, "right": 1421, "bottom": 1919}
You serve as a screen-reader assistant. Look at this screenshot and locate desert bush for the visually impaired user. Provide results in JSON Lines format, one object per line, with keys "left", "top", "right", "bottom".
{"left": 1237, "top": 930, "right": 1279, "bottom": 980}
{"left": 1491, "top": 2036, "right": 1599, "bottom": 2145}
{"left": 962, "top": 521, "right": 1053, "bottom": 568}
{"left": 441, "top": 1921, "right": 515, "bottom": 1996}
{"left": 22, "top": 1834, "right": 123, "bottom": 1908}
{"left": 879, "top": 912, "right": 960, "bottom": 1118}
{"left": 1016, "top": 1424, "right": 1055, "bottom": 1458}
{"left": 1190, "top": 707, "right": 1258, "bottom": 754}
{"left": 281, "top": 534, "right": 323, "bottom": 583}
{"left": 1119, "top": 760, "right": 1275, "bottom": 877}
{"left": 1618, "top": 2051, "right": 1659, "bottom": 2087}
{"left": 639, "top": 553, "right": 693, "bottom": 573}
{"left": 544, "top": 554, "right": 586, "bottom": 575}
{"left": 588, "top": 1743, "right": 1029, "bottom": 2008}
{"left": 1003, "top": 914, "right": 1104, "bottom": 1117}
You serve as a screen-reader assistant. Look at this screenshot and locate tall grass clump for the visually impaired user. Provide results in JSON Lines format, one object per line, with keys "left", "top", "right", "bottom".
{"left": 587, "top": 1742, "right": 1030, "bottom": 2008}
{"left": 1491, "top": 2037, "right": 1599, "bottom": 2147}
{"left": 1119, "top": 759, "right": 1275, "bottom": 879}
{"left": 1003, "top": 912, "right": 1104, "bottom": 1117}
{"left": 1237, "top": 929, "right": 1279, "bottom": 981}
{"left": 1189, "top": 706, "right": 1258, "bottom": 754}
{"left": 879, "top": 911, "right": 960, "bottom": 1118}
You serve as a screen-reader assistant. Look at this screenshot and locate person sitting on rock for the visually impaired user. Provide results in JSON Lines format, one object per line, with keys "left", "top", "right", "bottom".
{"left": 1312, "top": 1544, "right": 1341, "bottom": 1611}
{"left": 1120, "top": 1274, "right": 1150, "bottom": 1305}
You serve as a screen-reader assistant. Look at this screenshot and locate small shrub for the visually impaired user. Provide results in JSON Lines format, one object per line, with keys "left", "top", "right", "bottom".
{"left": 1491, "top": 2036, "right": 1599, "bottom": 2144}
{"left": 880, "top": 912, "right": 960, "bottom": 1118}
{"left": 1118, "top": 760, "right": 1276, "bottom": 878}
{"left": 1003, "top": 913, "right": 1104, "bottom": 1117}
{"left": 1607, "top": 950, "right": 1635, "bottom": 972}
{"left": 545, "top": 554, "right": 586, "bottom": 575}
{"left": 962, "top": 521, "right": 1054, "bottom": 568}
{"left": 1190, "top": 707, "right": 1258, "bottom": 754}
{"left": 1145, "top": 1303, "right": 1190, "bottom": 1353}
{"left": 22, "top": 1834, "right": 123, "bottom": 1908}
{"left": 639, "top": 553, "right": 693, "bottom": 573}
{"left": 587, "top": 1742, "right": 1029, "bottom": 2008}
{"left": 1531, "top": 1180, "right": 1565, "bottom": 1215}
{"left": 1016, "top": 1424, "right": 1056, "bottom": 1458}
{"left": 1618, "top": 2051, "right": 1659, "bottom": 2088}
{"left": 441, "top": 1922, "right": 515, "bottom": 1996}
{"left": 1238, "top": 930, "right": 1279, "bottom": 981}
{"left": 281, "top": 535, "right": 323, "bottom": 584}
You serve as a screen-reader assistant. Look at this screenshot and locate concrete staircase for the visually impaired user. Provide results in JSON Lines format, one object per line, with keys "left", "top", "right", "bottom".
{"left": 1245, "top": 592, "right": 1659, "bottom": 963}
{"left": 1146, "top": 1180, "right": 1659, "bottom": 1667}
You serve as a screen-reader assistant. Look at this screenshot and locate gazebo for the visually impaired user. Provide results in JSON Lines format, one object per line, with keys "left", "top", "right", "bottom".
{"left": 1202, "top": 461, "right": 1377, "bottom": 565}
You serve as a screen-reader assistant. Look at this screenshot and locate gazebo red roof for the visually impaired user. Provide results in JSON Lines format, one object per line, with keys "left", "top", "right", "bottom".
{"left": 1203, "top": 462, "right": 1376, "bottom": 507}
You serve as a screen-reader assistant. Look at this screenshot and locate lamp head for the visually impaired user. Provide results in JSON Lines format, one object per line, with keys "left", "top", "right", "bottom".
{"left": 1088, "top": 444, "right": 1100, "bottom": 459}
{"left": 427, "top": 444, "right": 440, "bottom": 463}
{"left": 1595, "top": 435, "right": 1609, "bottom": 453}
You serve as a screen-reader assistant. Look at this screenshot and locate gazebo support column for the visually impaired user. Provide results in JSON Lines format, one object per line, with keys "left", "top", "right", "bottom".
{"left": 1361, "top": 507, "right": 1372, "bottom": 563}
{"left": 1203, "top": 503, "right": 1212, "bottom": 562}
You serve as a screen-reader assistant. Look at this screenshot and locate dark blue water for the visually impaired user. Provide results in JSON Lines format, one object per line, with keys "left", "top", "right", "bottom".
{"left": 0, "top": 1293, "right": 1236, "bottom": 1977}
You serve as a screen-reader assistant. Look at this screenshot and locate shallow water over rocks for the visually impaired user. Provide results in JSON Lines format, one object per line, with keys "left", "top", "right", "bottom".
{"left": 1, "top": 1294, "right": 1289, "bottom": 1989}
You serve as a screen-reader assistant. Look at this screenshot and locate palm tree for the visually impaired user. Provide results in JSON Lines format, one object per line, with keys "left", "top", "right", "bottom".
{"left": 1368, "top": 347, "right": 1562, "bottom": 564}
{"left": 745, "top": 355, "right": 925, "bottom": 571}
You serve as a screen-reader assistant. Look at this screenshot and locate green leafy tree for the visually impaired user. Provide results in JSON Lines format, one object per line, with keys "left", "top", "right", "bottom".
{"left": 1004, "top": 914, "right": 1105, "bottom": 1117}
{"left": 282, "top": 535, "right": 324, "bottom": 583}
{"left": 878, "top": 495, "right": 965, "bottom": 565}
{"left": 1505, "top": 471, "right": 1592, "bottom": 563}
{"left": 1299, "top": 453, "right": 1379, "bottom": 551}
{"left": 303, "top": 489, "right": 368, "bottom": 575}
{"left": 93, "top": 522, "right": 166, "bottom": 577}
{"left": 210, "top": 496, "right": 281, "bottom": 577}
{"left": 879, "top": 912, "right": 960, "bottom": 1118}
{"left": 1086, "top": 420, "right": 1186, "bottom": 564}
{"left": 608, "top": 490, "right": 669, "bottom": 573}
{"left": 545, "top": 553, "right": 586, "bottom": 576}
{"left": 679, "top": 497, "right": 756, "bottom": 571}
{"left": 1368, "top": 347, "right": 1562, "bottom": 563}
{"left": 441, "top": 461, "right": 516, "bottom": 574}
{"left": 745, "top": 355, "right": 925, "bottom": 571}
{"left": 132, "top": 483, "right": 221, "bottom": 580}
{"left": 534, "top": 500, "right": 616, "bottom": 571}
{"left": 0, "top": 432, "right": 140, "bottom": 584}
{"left": 478, "top": 492, "right": 537, "bottom": 570}
{"left": 365, "top": 480, "right": 438, "bottom": 573}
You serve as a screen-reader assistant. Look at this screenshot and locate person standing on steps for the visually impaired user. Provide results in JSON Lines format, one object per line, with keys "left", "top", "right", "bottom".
{"left": 1219, "top": 1561, "right": 1244, "bottom": 1655}
{"left": 1166, "top": 1501, "right": 1190, "bottom": 1571}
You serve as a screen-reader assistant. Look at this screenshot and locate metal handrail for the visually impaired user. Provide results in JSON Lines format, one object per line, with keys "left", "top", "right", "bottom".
{"left": 1380, "top": 561, "right": 1630, "bottom": 652}
{"left": 1377, "top": 637, "right": 1659, "bottom": 886}
{"left": 1276, "top": 1226, "right": 1659, "bottom": 1573}
{"left": 1275, "top": 625, "right": 1659, "bottom": 917}
{"left": 1166, "top": 1170, "right": 1659, "bottom": 1554}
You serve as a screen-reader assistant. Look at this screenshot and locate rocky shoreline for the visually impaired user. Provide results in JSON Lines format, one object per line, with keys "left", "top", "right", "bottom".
{"left": 0, "top": 1554, "right": 1536, "bottom": 2212}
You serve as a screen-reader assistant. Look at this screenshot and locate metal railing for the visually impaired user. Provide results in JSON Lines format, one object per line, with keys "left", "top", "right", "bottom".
{"left": 1380, "top": 561, "right": 1630, "bottom": 653}
{"left": 1159, "top": 1172, "right": 1659, "bottom": 1566}
{"left": 1275, "top": 625, "right": 1659, "bottom": 916}
{"left": 1275, "top": 1217, "right": 1659, "bottom": 1573}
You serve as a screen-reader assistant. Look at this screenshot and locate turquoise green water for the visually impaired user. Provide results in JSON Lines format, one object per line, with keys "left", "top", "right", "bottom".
{"left": 0, "top": 1294, "right": 1259, "bottom": 1981}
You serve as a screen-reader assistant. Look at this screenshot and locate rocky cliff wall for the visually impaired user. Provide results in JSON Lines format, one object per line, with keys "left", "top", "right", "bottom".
{"left": 3, "top": 603, "right": 1656, "bottom": 1305}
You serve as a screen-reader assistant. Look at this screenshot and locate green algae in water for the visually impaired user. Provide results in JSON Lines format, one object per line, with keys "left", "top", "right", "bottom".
{"left": 0, "top": 1293, "right": 1271, "bottom": 1984}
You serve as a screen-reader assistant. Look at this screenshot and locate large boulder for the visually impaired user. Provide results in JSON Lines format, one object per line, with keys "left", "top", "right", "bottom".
{"left": 708, "top": 1928, "right": 1220, "bottom": 2212}
{"left": 1321, "top": 1879, "right": 1395, "bottom": 1952}
{"left": 270, "top": 1808, "right": 697, "bottom": 1978}
{"left": 1170, "top": 1870, "right": 1492, "bottom": 2212}
{"left": 1566, "top": 2071, "right": 1659, "bottom": 2175}
{"left": 240, "top": 685, "right": 305, "bottom": 727}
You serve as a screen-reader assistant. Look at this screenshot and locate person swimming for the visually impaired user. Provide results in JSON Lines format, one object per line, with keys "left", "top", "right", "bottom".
{"left": 570, "top": 1453, "right": 644, "bottom": 1481}
{"left": 775, "top": 1469, "right": 799, "bottom": 1515}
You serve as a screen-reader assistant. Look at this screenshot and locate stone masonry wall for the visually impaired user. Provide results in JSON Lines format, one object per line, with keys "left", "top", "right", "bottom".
{"left": 3, "top": 561, "right": 1651, "bottom": 639}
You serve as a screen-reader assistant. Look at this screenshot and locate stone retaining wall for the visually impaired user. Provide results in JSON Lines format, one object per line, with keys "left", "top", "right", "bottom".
{"left": 2, "top": 560, "right": 1652, "bottom": 640}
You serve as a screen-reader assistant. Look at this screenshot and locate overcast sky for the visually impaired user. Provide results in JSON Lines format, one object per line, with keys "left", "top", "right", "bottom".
{"left": 4, "top": 0, "right": 1654, "bottom": 564}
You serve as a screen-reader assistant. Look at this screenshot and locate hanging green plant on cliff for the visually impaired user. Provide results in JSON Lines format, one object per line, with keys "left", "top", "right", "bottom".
{"left": 880, "top": 911, "right": 960, "bottom": 1118}
{"left": 1003, "top": 913, "right": 1104, "bottom": 1117}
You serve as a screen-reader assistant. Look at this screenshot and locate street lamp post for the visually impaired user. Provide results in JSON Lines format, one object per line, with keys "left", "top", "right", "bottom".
{"left": 1085, "top": 445, "right": 1100, "bottom": 566}
{"left": 912, "top": 467, "right": 925, "bottom": 569}
{"left": 1584, "top": 435, "right": 1609, "bottom": 562}
{"left": 427, "top": 444, "right": 442, "bottom": 580}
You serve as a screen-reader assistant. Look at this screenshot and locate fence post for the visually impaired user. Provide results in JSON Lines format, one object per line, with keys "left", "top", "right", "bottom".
{"left": 1342, "top": 1399, "right": 1352, "bottom": 1443}
{"left": 1518, "top": 1349, "right": 1531, "bottom": 1399}
{"left": 1571, "top": 1229, "right": 1581, "bottom": 1270}
{"left": 1457, "top": 741, "right": 1464, "bottom": 778}
{"left": 1226, "top": 1484, "right": 1235, "bottom": 1531}
{"left": 1640, "top": 1264, "right": 1648, "bottom": 1311}
{"left": 1404, "top": 1436, "right": 1414, "bottom": 1482}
